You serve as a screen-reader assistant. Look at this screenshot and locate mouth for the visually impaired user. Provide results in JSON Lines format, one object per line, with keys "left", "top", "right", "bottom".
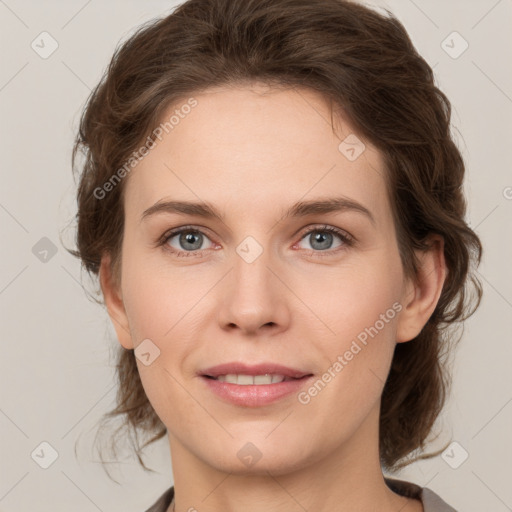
{"left": 202, "top": 373, "right": 308, "bottom": 385}
{"left": 199, "top": 362, "right": 312, "bottom": 382}
{"left": 198, "top": 363, "right": 314, "bottom": 407}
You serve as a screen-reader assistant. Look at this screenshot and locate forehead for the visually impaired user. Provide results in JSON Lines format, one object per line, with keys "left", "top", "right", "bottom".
{"left": 123, "top": 83, "right": 390, "bottom": 223}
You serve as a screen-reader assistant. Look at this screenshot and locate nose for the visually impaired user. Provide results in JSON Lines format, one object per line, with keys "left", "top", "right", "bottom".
{"left": 216, "top": 245, "right": 291, "bottom": 336}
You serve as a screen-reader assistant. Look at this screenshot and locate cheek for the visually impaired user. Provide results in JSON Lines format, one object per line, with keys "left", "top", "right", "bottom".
{"left": 119, "top": 253, "right": 211, "bottom": 415}
{"left": 307, "top": 257, "right": 403, "bottom": 342}
{"left": 120, "top": 246, "right": 210, "bottom": 342}
{"left": 299, "top": 256, "right": 403, "bottom": 400}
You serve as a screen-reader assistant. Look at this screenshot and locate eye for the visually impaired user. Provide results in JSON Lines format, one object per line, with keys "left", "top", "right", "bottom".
{"left": 161, "top": 226, "right": 216, "bottom": 257}
{"left": 295, "top": 225, "right": 354, "bottom": 256}
{"left": 158, "top": 224, "right": 354, "bottom": 259}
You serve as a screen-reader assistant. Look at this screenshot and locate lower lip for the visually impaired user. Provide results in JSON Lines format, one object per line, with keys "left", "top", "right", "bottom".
{"left": 200, "top": 376, "right": 313, "bottom": 407}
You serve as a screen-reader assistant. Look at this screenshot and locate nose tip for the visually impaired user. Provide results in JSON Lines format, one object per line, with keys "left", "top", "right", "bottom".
{"left": 217, "top": 253, "right": 290, "bottom": 336}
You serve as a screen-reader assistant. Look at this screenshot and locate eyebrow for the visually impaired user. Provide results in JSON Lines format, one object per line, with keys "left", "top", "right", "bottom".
{"left": 140, "top": 197, "right": 375, "bottom": 226}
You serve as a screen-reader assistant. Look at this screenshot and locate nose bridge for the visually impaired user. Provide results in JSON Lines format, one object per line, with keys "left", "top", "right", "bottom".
{"left": 218, "top": 234, "right": 289, "bottom": 332}
{"left": 232, "top": 235, "right": 276, "bottom": 307}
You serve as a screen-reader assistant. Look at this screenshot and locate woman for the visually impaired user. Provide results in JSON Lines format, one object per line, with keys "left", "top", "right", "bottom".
{"left": 69, "top": 0, "right": 482, "bottom": 510}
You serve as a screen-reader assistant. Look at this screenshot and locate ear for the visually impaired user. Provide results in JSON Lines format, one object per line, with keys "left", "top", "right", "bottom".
{"left": 99, "top": 253, "right": 134, "bottom": 349}
{"left": 396, "top": 235, "right": 447, "bottom": 343}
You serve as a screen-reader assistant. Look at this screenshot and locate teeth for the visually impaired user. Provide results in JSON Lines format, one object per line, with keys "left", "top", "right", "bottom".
{"left": 215, "top": 374, "right": 287, "bottom": 385}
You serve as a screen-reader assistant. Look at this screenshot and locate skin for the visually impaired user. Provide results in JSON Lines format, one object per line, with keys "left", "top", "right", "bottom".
{"left": 100, "top": 82, "right": 446, "bottom": 512}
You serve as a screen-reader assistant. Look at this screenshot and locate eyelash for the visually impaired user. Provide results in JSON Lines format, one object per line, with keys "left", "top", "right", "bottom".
{"left": 157, "top": 224, "right": 355, "bottom": 259}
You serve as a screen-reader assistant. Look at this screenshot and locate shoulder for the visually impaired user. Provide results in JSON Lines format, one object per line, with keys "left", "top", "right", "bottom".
{"left": 144, "top": 486, "right": 174, "bottom": 512}
{"left": 385, "top": 477, "right": 458, "bottom": 512}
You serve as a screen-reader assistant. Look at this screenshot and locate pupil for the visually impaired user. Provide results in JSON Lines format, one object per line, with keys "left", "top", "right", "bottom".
{"left": 312, "top": 232, "right": 332, "bottom": 250}
{"left": 181, "top": 232, "right": 202, "bottom": 250}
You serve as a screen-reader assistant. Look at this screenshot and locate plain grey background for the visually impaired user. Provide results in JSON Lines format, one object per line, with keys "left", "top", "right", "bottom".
{"left": 1, "top": 0, "right": 511, "bottom": 511}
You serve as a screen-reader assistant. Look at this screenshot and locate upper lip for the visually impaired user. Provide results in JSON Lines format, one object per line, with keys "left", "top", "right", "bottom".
{"left": 200, "top": 363, "right": 312, "bottom": 379}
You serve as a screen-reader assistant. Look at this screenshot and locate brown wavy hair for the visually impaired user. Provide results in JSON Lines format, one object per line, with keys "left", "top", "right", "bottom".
{"left": 67, "top": 0, "right": 483, "bottom": 475}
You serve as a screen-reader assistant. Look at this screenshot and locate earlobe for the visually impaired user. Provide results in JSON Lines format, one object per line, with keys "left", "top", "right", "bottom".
{"left": 99, "top": 254, "right": 134, "bottom": 349}
{"left": 396, "top": 236, "right": 447, "bottom": 343}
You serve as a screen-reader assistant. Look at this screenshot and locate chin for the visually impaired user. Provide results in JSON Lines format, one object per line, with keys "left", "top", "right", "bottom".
{"left": 194, "top": 434, "right": 324, "bottom": 477}
{"left": 208, "top": 451, "right": 310, "bottom": 477}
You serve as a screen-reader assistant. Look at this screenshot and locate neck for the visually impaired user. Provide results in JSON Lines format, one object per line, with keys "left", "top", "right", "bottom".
{"left": 165, "top": 406, "right": 422, "bottom": 512}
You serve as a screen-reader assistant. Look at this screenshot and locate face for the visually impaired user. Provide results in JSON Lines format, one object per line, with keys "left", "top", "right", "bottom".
{"left": 104, "top": 83, "right": 425, "bottom": 476}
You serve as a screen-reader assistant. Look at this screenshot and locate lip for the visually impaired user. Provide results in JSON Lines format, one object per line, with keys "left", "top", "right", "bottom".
{"left": 198, "top": 362, "right": 314, "bottom": 407}
{"left": 199, "top": 362, "right": 311, "bottom": 379}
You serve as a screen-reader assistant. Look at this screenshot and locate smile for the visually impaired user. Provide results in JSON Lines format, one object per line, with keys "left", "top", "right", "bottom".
{"left": 207, "top": 374, "right": 298, "bottom": 385}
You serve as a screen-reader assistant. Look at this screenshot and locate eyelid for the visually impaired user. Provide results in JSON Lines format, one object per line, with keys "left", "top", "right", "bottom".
{"left": 292, "top": 224, "right": 355, "bottom": 257}
{"left": 295, "top": 224, "right": 354, "bottom": 244}
{"left": 157, "top": 224, "right": 214, "bottom": 246}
